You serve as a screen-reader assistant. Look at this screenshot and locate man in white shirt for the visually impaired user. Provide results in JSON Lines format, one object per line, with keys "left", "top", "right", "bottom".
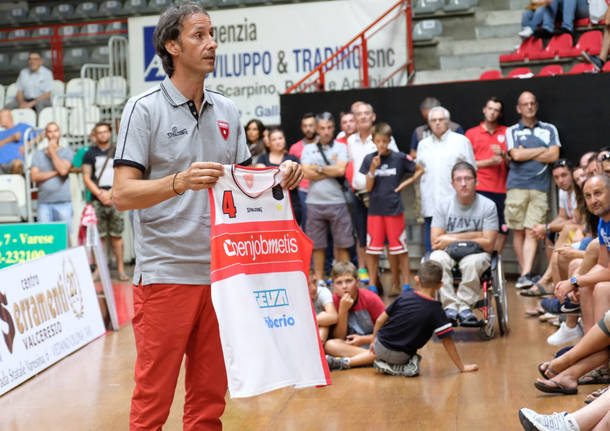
{"left": 5, "top": 52, "right": 53, "bottom": 113}
{"left": 347, "top": 102, "right": 398, "bottom": 285}
{"left": 416, "top": 107, "right": 476, "bottom": 252}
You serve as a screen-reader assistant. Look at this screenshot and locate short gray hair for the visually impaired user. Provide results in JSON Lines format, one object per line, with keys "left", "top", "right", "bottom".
{"left": 315, "top": 112, "right": 335, "bottom": 124}
{"left": 153, "top": 2, "right": 209, "bottom": 78}
{"left": 420, "top": 97, "right": 440, "bottom": 112}
{"left": 428, "top": 106, "right": 450, "bottom": 122}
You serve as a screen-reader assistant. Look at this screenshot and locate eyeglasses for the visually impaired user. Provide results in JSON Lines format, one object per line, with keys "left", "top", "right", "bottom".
{"left": 552, "top": 159, "right": 569, "bottom": 169}
{"left": 598, "top": 153, "right": 610, "bottom": 163}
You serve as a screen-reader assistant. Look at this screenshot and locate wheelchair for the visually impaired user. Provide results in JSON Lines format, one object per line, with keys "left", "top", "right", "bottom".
{"left": 422, "top": 251, "right": 509, "bottom": 340}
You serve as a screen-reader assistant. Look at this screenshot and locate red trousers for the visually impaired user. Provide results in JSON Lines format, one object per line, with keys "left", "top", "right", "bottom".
{"left": 130, "top": 283, "right": 227, "bottom": 431}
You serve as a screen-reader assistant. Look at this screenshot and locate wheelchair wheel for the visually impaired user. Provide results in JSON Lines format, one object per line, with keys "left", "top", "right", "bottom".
{"left": 493, "top": 255, "right": 510, "bottom": 336}
{"left": 478, "top": 280, "right": 495, "bottom": 340}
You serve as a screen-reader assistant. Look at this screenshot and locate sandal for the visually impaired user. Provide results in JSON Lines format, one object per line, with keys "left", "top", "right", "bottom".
{"left": 525, "top": 306, "right": 545, "bottom": 317}
{"left": 584, "top": 386, "right": 608, "bottom": 404}
{"left": 578, "top": 368, "right": 610, "bottom": 385}
{"left": 520, "top": 282, "right": 552, "bottom": 297}
{"left": 534, "top": 379, "right": 577, "bottom": 395}
{"left": 537, "top": 362, "right": 558, "bottom": 379}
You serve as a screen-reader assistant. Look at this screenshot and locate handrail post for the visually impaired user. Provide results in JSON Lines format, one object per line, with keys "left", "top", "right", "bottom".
{"left": 51, "top": 25, "right": 64, "bottom": 81}
{"left": 318, "top": 70, "right": 325, "bottom": 91}
{"left": 360, "top": 35, "right": 369, "bottom": 88}
{"left": 405, "top": 0, "right": 414, "bottom": 76}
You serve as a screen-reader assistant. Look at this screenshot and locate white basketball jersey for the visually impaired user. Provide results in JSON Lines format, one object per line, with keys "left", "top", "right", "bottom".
{"left": 209, "top": 164, "right": 330, "bottom": 398}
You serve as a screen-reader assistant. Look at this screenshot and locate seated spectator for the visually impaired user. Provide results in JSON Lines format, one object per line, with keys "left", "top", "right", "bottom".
{"left": 519, "top": 0, "right": 551, "bottom": 38}
{"left": 30, "top": 122, "right": 74, "bottom": 227}
{"left": 370, "top": 260, "right": 478, "bottom": 377}
{"left": 301, "top": 112, "right": 353, "bottom": 281}
{"left": 359, "top": 122, "right": 424, "bottom": 294}
{"left": 430, "top": 161, "right": 498, "bottom": 326}
{"left": 533, "top": 308, "right": 610, "bottom": 395}
{"left": 245, "top": 119, "right": 266, "bottom": 161}
{"left": 582, "top": 3, "right": 610, "bottom": 71}
{"left": 520, "top": 377, "right": 610, "bottom": 430}
{"left": 4, "top": 52, "right": 53, "bottom": 113}
{"left": 535, "top": 0, "right": 589, "bottom": 38}
{"left": 255, "top": 127, "right": 302, "bottom": 225}
{"left": 308, "top": 270, "right": 337, "bottom": 344}
{"left": 409, "top": 97, "right": 464, "bottom": 159}
{"left": 324, "top": 262, "right": 386, "bottom": 370}
{"left": 0, "top": 109, "right": 38, "bottom": 175}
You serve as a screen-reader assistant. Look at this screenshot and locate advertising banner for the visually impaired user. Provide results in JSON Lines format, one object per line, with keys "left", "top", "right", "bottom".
{"left": 0, "top": 247, "right": 106, "bottom": 396}
{"left": 128, "top": 0, "right": 407, "bottom": 124}
{"left": 0, "top": 223, "right": 68, "bottom": 269}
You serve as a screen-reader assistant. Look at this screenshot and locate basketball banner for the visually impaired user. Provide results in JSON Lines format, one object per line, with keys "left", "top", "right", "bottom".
{"left": 0, "top": 247, "right": 106, "bottom": 396}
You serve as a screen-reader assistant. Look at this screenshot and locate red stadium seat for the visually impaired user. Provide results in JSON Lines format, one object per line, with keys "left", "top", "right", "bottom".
{"left": 569, "top": 62, "right": 596, "bottom": 74}
{"left": 499, "top": 38, "right": 542, "bottom": 63}
{"left": 604, "top": 61, "right": 610, "bottom": 72}
{"left": 574, "top": 17, "right": 591, "bottom": 28}
{"left": 575, "top": 30, "right": 603, "bottom": 56}
{"left": 508, "top": 67, "right": 533, "bottom": 78}
{"left": 479, "top": 70, "right": 502, "bottom": 80}
{"left": 538, "top": 64, "right": 564, "bottom": 76}
{"left": 531, "top": 34, "right": 574, "bottom": 60}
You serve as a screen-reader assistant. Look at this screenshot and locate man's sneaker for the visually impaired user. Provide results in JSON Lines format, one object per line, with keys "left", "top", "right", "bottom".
{"left": 373, "top": 359, "right": 407, "bottom": 376}
{"left": 560, "top": 298, "right": 581, "bottom": 314}
{"left": 518, "top": 408, "right": 580, "bottom": 431}
{"left": 444, "top": 308, "right": 458, "bottom": 326}
{"left": 547, "top": 322, "right": 584, "bottom": 346}
{"left": 326, "top": 355, "right": 350, "bottom": 371}
{"left": 516, "top": 274, "right": 534, "bottom": 289}
{"left": 582, "top": 51, "right": 605, "bottom": 72}
{"left": 358, "top": 268, "right": 369, "bottom": 283}
{"left": 519, "top": 26, "right": 534, "bottom": 39}
{"left": 404, "top": 353, "right": 422, "bottom": 377}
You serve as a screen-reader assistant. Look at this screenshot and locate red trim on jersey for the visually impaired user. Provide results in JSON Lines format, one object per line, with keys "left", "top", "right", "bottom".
{"left": 212, "top": 219, "right": 298, "bottom": 235}
{"left": 413, "top": 290, "right": 436, "bottom": 302}
{"left": 231, "top": 165, "right": 280, "bottom": 198}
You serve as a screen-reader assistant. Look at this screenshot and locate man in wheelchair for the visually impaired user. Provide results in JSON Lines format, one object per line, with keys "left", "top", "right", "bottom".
{"left": 430, "top": 161, "right": 499, "bottom": 327}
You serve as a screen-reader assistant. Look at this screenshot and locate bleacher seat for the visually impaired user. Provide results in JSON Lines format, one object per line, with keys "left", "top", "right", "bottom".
{"left": 148, "top": 0, "right": 174, "bottom": 13}
{"left": 98, "top": 1, "right": 125, "bottom": 17}
{"left": 96, "top": 76, "right": 128, "bottom": 107}
{"left": 499, "top": 38, "right": 542, "bottom": 63}
{"left": 0, "top": 32, "right": 6, "bottom": 41}
{"left": 413, "top": 20, "right": 443, "bottom": 41}
{"left": 479, "top": 70, "right": 502, "bottom": 80}
{"left": 575, "top": 31, "right": 603, "bottom": 56}
{"left": 31, "top": 27, "right": 55, "bottom": 40}
{"left": 38, "top": 106, "right": 69, "bottom": 131}
{"left": 507, "top": 67, "right": 533, "bottom": 78}
{"left": 413, "top": 0, "right": 443, "bottom": 15}
{"left": 0, "top": 175, "right": 27, "bottom": 222}
{"left": 52, "top": 80, "right": 65, "bottom": 106}
{"left": 10, "top": 52, "right": 30, "bottom": 73}
{"left": 530, "top": 34, "right": 574, "bottom": 60}
{"left": 50, "top": 4, "right": 75, "bottom": 22}
{"left": 0, "top": 53, "right": 12, "bottom": 75}
{"left": 123, "top": 0, "right": 151, "bottom": 14}
{"left": 75, "top": 2, "right": 99, "bottom": 19}
{"left": 443, "top": 0, "right": 473, "bottom": 13}
{"left": 68, "top": 105, "right": 101, "bottom": 136}
{"left": 604, "top": 61, "right": 610, "bottom": 72}
{"left": 91, "top": 46, "right": 110, "bottom": 64}
{"left": 65, "top": 78, "right": 97, "bottom": 108}
{"left": 106, "top": 22, "right": 128, "bottom": 33}
{"left": 11, "top": 109, "right": 37, "bottom": 127}
{"left": 8, "top": 29, "right": 31, "bottom": 46}
{"left": 41, "top": 50, "right": 54, "bottom": 68}
{"left": 569, "top": 62, "right": 596, "bottom": 74}
{"left": 5, "top": 83, "right": 17, "bottom": 106}
{"left": 217, "top": 0, "right": 241, "bottom": 6}
{"left": 25, "top": 5, "right": 51, "bottom": 25}
{"left": 59, "top": 25, "right": 81, "bottom": 41}
{"left": 80, "top": 24, "right": 106, "bottom": 41}
{"left": 0, "top": 85, "right": 5, "bottom": 108}
{"left": 8, "top": 7, "right": 28, "bottom": 26}
{"left": 63, "top": 48, "right": 91, "bottom": 67}
{"left": 538, "top": 64, "right": 564, "bottom": 76}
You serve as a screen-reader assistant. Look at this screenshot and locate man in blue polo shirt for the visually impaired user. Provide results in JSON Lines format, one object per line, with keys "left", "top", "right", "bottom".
{"left": 505, "top": 91, "right": 560, "bottom": 288}
{"left": 0, "top": 109, "right": 37, "bottom": 174}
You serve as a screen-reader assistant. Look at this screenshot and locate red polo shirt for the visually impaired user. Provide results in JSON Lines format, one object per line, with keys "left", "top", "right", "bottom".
{"left": 466, "top": 122, "right": 508, "bottom": 194}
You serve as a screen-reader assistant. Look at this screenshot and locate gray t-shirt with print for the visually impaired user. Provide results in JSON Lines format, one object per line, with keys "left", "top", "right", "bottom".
{"left": 431, "top": 194, "right": 498, "bottom": 234}
{"left": 31, "top": 147, "right": 74, "bottom": 203}
{"left": 301, "top": 140, "right": 348, "bottom": 205}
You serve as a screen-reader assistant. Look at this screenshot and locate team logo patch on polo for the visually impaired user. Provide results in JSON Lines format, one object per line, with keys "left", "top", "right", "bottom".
{"left": 218, "top": 121, "right": 230, "bottom": 140}
{"left": 497, "top": 135, "right": 505, "bottom": 143}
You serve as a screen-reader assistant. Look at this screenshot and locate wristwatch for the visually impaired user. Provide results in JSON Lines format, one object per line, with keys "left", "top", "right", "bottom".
{"left": 317, "top": 165, "right": 323, "bottom": 174}
{"left": 570, "top": 276, "right": 579, "bottom": 288}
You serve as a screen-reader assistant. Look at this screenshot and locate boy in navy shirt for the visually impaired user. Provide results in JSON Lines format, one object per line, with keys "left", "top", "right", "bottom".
{"left": 370, "top": 260, "right": 478, "bottom": 376}
{"left": 359, "top": 123, "right": 424, "bottom": 294}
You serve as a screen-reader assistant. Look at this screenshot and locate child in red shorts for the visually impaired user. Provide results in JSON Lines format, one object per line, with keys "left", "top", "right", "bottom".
{"left": 359, "top": 123, "right": 424, "bottom": 294}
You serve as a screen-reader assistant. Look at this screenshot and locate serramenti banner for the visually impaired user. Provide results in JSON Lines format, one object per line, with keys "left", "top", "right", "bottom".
{"left": 0, "top": 247, "right": 105, "bottom": 396}
{"left": 128, "top": 0, "right": 407, "bottom": 124}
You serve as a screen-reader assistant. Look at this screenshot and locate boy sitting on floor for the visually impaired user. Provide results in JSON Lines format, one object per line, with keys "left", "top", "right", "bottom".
{"left": 308, "top": 269, "right": 338, "bottom": 344}
{"left": 324, "top": 261, "right": 386, "bottom": 370}
{"left": 370, "top": 260, "right": 479, "bottom": 376}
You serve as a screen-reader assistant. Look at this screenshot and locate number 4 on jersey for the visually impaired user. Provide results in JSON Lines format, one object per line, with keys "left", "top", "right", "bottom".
{"left": 222, "top": 190, "right": 237, "bottom": 218}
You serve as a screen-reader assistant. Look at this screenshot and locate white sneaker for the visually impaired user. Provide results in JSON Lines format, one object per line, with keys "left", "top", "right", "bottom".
{"left": 518, "top": 27, "right": 534, "bottom": 39}
{"left": 519, "top": 408, "right": 580, "bottom": 431}
{"left": 547, "top": 322, "right": 584, "bottom": 346}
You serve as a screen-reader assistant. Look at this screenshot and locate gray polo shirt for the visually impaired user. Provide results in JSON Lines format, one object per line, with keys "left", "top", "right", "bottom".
{"left": 16, "top": 66, "right": 53, "bottom": 100}
{"left": 114, "top": 77, "right": 250, "bottom": 285}
{"left": 301, "top": 140, "right": 348, "bottom": 205}
{"left": 31, "top": 147, "right": 74, "bottom": 203}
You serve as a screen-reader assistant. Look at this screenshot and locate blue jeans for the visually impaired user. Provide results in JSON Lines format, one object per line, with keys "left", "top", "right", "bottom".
{"left": 522, "top": 7, "right": 546, "bottom": 30}
{"left": 543, "top": 0, "right": 589, "bottom": 32}
{"left": 37, "top": 202, "right": 73, "bottom": 232}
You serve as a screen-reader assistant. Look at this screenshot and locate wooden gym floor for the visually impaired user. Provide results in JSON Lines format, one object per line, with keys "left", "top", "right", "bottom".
{"left": 1, "top": 278, "right": 606, "bottom": 431}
